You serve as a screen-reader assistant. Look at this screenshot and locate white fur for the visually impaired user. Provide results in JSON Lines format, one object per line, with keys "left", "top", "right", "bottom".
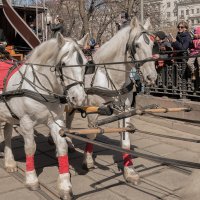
{"left": 68, "top": 17, "right": 157, "bottom": 184}
{"left": 0, "top": 34, "right": 87, "bottom": 197}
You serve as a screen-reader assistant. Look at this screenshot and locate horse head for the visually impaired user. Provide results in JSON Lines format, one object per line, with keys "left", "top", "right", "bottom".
{"left": 127, "top": 17, "right": 157, "bottom": 85}
{"left": 55, "top": 33, "right": 87, "bottom": 106}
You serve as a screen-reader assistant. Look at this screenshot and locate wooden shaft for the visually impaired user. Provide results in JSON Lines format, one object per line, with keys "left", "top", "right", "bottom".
{"left": 59, "top": 127, "right": 135, "bottom": 136}
{"left": 65, "top": 106, "right": 98, "bottom": 113}
{"left": 144, "top": 107, "right": 191, "bottom": 113}
{"left": 65, "top": 105, "right": 191, "bottom": 115}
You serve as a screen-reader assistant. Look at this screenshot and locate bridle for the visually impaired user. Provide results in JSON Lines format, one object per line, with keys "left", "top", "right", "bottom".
{"left": 127, "top": 30, "right": 151, "bottom": 62}
{"left": 55, "top": 51, "right": 84, "bottom": 99}
{"left": 126, "top": 30, "right": 154, "bottom": 82}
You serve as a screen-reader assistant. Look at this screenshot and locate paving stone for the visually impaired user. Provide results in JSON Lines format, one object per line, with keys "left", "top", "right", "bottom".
{"left": 76, "top": 189, "right": 126, "bottom": 200}
{"left": 144, "top": 169, "right": 189, "bottom": 191}
{"left": 86, "top": 160, "right": 170, "bottom": 200}
{"left": 144, "top": 143, "right": 182, "bottom": 156}
{"left": 0, "top": 167, "right": 10, "bottom": 177}
{"left": 133, "top": 138, "right": 160, "bottom": 149}
{"left": 38, "top": 166, "right": 59, "bottom": 184}
{"left": 0, "top": 188, "right": 47, "bottom": 200}
{"left": 167, "top": 150, "right": 199, "bottom": 162}
{"left": 0, "top": 176, "right": 24, "bottom": 194}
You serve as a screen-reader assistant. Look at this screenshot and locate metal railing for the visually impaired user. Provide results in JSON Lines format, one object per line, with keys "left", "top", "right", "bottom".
{"left": 145, "top": 57, "right": 200, "bottom": 100}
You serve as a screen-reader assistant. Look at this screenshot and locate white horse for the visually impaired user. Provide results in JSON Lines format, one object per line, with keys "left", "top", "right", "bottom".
{"left": 66, "top": 17, "right": 157, "bottom": 185}
{"left": 0, "top": 33, "right": 87, "bottom": 200}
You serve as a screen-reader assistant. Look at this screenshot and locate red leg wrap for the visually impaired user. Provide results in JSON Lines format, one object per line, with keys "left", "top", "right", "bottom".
{"left": 26, "top": 155, "right": 35, "bottom": 171}
{"left": 85, "top": 143, "right": 93, "bottom": 153}
{"left": 58, "top": 155, "right": 69, "bottom": 174}
{"left": 123, "top": 153, "right": 133, "bottom": 167}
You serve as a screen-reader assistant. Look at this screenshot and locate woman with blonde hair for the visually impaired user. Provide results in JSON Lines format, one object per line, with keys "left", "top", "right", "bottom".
{"left": 169, "top": 21, "right": 192, "bottom": 56}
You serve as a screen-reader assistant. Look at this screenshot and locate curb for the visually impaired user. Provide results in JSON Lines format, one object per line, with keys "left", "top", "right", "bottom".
{"left": 134, "top": 115, "right": 200, "bottom": 136}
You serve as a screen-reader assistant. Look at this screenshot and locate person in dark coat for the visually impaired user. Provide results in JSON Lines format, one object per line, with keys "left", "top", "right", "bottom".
{"left": 169, "top": 21, "right": 192, "bottom": 55}
{"left": 153, "top": 31, "right": 173, "bottom": 59}
{"left": 152, "top": 31, "right": 173, "bottom": 68}
{"left": 50, "top": 17, "right": 64, "bottom": 38}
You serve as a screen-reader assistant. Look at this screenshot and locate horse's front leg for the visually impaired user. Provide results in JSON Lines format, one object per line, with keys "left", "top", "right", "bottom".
{"left": 82, "top": 114, "right": 98, "bottom": 170}
{"left": 48, "top": 119, "right": 72, "bottom": 200}
{"left": 119, "top": 116, "right": 140, "bottom": 185}
{"left": 20, "top": 116, "right": 39, "bottom": 190}
{"left": 4, "top": 123, "right": 17, "bottom": 172}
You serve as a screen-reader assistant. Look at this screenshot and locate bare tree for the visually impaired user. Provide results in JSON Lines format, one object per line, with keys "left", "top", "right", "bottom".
{"left": 45, "top": 0, "right": 140, "bottom": 43}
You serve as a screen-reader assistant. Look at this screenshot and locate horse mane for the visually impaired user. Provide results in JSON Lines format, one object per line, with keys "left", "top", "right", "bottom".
{"left": 94, "top": 24, "right": 143, "bottom": 63}
{"left": 27, "top": 38, "right": 60, "bottom": 65}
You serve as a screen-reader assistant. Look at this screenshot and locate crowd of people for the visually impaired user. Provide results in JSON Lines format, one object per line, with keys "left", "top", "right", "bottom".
{"left": 152, "top": 21, "right": 200, "bottom": 81}
{"left": 1, "top": 14, "right": 200, "bottom": 81}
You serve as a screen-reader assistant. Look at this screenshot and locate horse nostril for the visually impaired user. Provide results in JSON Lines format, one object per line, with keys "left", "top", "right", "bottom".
{"left": 71, "top": 97, "right": 76, "bottom": 102}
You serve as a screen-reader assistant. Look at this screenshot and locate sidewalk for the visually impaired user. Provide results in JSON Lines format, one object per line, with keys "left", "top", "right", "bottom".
{"left": 0, "top": 114, "right": 199, "bottom": 200}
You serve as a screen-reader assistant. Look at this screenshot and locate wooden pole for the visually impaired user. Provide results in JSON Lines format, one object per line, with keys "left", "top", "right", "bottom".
{"left": 59, "top": 127, "right": 135, "bottom": 136}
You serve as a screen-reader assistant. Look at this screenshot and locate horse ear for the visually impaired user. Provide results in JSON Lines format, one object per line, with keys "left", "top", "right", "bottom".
{"left": 57, "top": 33, "right": 65, "bottom": 48}
{"left": 130, "top": 17, "right": 140, "bottom": 29}
{"left": 77, "top": 33, "right": 89, "bottom": 48}
{"left": 143, "top": 17, "right": 151, "bottom": 30}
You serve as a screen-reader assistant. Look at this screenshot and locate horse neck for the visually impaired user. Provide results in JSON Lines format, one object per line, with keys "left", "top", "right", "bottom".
{"left": 23, "top": 40, "right": 63, "bottom": 94}
{"left": 93, "top": 27, "right": 133, "bottom": 88}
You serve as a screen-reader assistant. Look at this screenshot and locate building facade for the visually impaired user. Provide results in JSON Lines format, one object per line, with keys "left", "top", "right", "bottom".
{"left": 144, "top": 0, "right": 200, "bottom": 29}
{"left": 177, "top": 0, "right": 200, "bottom": 28}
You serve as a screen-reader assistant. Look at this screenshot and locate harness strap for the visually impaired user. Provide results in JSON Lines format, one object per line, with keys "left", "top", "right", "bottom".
{"left": 1, "top": 96, "right": 19, "bottom": 120}
{"left": 85, "top": 81, "right": 134, "bottom": 97}
{"left": 63, "top": 81, "right": 84, "bottom": 95}
{"left": 0, "top": 89, "right": 68, "bottom": 104}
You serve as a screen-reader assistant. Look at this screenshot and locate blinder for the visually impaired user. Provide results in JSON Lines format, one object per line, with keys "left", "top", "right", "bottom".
{"left": 55, "top": 51, "right": 85, "bottom": 97}
{"left": 127, "top": 31, "right": 151, "bottom": 60}
{"left": 85, "top": 60, "right": 96, "bottom": 75}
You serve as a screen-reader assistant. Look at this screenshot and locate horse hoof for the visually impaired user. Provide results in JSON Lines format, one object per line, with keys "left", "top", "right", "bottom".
{"left": 60, "top": 190, "right": 73, "bottom": 200}
{"left": 26, "top": 182, "right": 40, "bottom": 191}
{"left": 124, "top": 167, "right": 140, "bottom": 186}
{"left": 5, "top": 166, "right": 18, "bottom": 173}
{"left": 125, "top": 177, "right": 140, "bottom": 185}
{"left": 82, "top": 160, "right": 94, "bottom": 171}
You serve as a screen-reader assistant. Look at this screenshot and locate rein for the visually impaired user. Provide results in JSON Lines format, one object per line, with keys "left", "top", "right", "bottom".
{"left": 126, "top": 30, "right": 153, "bottom": 82}
{"left": 0, "top": 59, "right": 84, "bottom": 106}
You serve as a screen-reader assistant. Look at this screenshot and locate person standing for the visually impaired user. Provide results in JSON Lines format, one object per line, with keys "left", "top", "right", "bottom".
{"left": 187, "top": 26, "right": 200, "bottom": 80}
{"left": 152, "top": 31, "right": 173, "bottom": 67}
{"left": 50, "top": 16, "right": 64, "bottom": 38}
{"left": 169, "top": 21, "right": 192, "bottom": 56}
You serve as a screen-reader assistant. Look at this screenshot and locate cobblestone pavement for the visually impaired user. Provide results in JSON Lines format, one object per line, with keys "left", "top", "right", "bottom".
{"left": 0, "top": 114, "right": 199, "bottom": 200}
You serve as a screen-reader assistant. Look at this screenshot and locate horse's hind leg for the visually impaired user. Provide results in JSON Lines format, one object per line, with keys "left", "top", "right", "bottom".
{"left": 48, "top": 119, "right": 72, "bottom": 200}
{"left": 20, "top": 116, "right": 39, "bottom": 190}
{"left": 82, "top": 114, "right": 98, "bottom": 170}
{"left": 4, "top": 123, "right": 17, "bottom": 172}
{"left": 119, "top": 117, "right": 140, "bottom": 185}
{"left": 65, "top": 111, "right": 75, "bottom": 153}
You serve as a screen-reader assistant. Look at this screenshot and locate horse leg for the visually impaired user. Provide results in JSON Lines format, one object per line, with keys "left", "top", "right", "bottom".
{"left": 48, "top": 119, "right": 72, "bottom": 200}
{"left": 119, "top": 117, "right": 140, "bottom": 185}
{"left": 47, "top": 112, "right": 75, "bottom": 153}
{"left": 20, "top": 116, "right": 39, "bottom": 190}
{"left": 4, "top": 123, "right": 17, "bottom": 172}
{"left": 82, "top": 114, "right": 98, "bottom": 170}
{"left": 65, "top": 111, "right": 75, "bottom": 153}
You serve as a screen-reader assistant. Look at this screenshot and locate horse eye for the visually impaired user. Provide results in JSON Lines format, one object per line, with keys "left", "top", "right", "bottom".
{"left": 135, "top": 44, "right": 140, "bottom": 48}
{"left": 61, "top": 62, "right": 65, "bottom": 67}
